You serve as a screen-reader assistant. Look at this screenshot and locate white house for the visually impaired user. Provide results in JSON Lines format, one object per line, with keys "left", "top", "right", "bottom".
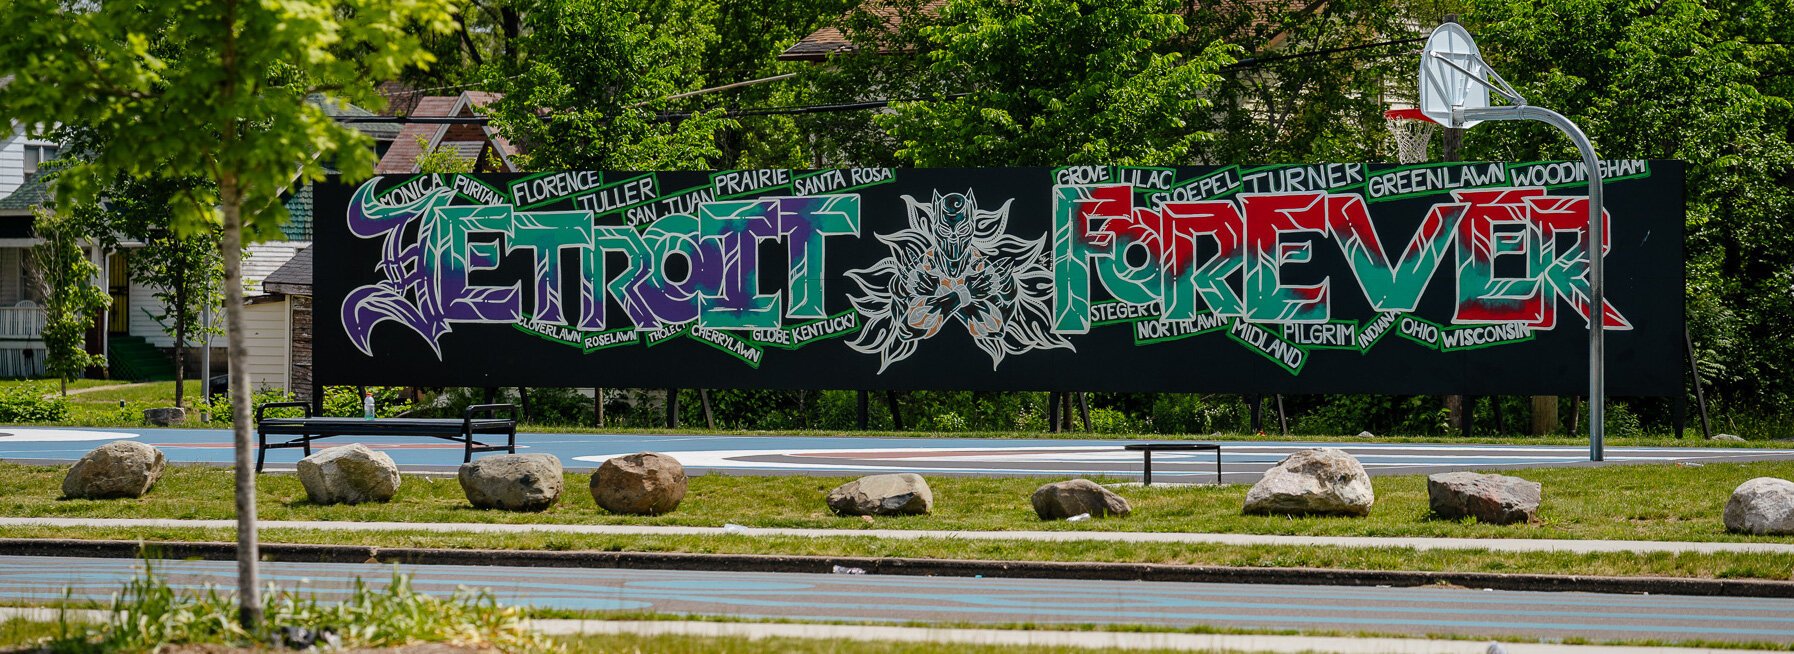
{"left": 0, "top": 119, "right": 307, "bottom": 388}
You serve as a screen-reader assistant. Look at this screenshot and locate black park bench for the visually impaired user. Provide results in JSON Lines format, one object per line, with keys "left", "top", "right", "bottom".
{"left": 254, "top": 402, "right": 518, "bottom": 472}
{"left": 1123, "top": 442, "right": 1223, "bottom": 486}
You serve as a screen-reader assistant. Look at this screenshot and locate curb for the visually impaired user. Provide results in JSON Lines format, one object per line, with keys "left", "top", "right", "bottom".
{"left": 5, "top": 538, "right": 1792, "bottom": 598}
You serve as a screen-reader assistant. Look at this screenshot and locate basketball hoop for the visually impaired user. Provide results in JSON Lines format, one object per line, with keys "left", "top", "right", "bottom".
{"left": 1385, "top": 108, "right": 1437, "bottom": 164}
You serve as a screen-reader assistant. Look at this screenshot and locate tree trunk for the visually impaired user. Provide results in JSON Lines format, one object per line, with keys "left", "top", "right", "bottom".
{"left": 220, "top": 177, "right": 260, "bottom": 630}
{"left": 173, "top": 277, "right": 187, "bottom": 409}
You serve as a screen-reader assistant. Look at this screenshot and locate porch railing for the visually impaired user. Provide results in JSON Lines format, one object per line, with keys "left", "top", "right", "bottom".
{"left": 0, "top": 305, "right": 46, "bottom": 340}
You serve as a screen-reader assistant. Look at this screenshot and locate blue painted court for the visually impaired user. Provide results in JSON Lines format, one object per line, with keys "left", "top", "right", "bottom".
{"left": 3, "top": 555, "right": 1791, "bottom": 644}
{"left": 3, "top": 426, "right": 1790, "bottom": 482}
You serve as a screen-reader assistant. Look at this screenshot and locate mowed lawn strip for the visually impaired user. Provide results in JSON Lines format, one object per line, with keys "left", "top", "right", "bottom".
{"left": 2, "top": 460, "right": 1791, "bottom": 542}
{"left": 1, "top": 524, "right": 1791, "bottom": 581}
{"left": 3, "top": 460, "right": 1792, "bottom": 543}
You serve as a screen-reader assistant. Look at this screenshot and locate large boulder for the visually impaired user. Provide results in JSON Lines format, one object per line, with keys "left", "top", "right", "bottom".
{"left": 1427, "top": 472, "right": 1541, "bottom": 525}
{"left": 1724, "top": 477, "right": 1794, "bottom": 535}
{"left": 1242, "top": 447, "right": 1374, "bottom": 516}
{"left": 592, "top": 452, "right": 686, "bottom": 515}
{"left": 460, "top": 454, "right": 563, "bottom": 512}
{"left": 296, "top": 444, "right": 400, "bottom": 505}
{"left": 1031, "top": 479, "right": 1130, "bottom": 520}
{"left": 62, "top": 441, "right": 165, "bottom": 499}
{"left": 141, "top": 407, "right": 186, "bottom": 426}
{"left": 827, "top": 473, "right": 933, "bottom": 516}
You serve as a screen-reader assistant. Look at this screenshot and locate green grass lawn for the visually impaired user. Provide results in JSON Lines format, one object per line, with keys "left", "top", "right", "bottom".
{"left": 6, "top": 460, "right": 1794, "bottom": 579}
{"left": 3, "top": 459, "right": 1791, "bottom": 543}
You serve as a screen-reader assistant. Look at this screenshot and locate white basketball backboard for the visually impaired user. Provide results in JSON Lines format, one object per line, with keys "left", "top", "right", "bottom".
{"left": 1418, "top": 23, "right": 1490, "bottom": 128}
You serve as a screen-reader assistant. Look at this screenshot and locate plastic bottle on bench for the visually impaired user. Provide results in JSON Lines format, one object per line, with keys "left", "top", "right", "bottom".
{"left": 363, "top": 391, "right": 376, "bottom": 420}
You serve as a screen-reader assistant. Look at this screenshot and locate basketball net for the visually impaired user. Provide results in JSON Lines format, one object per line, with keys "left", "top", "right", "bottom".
{"left": 1385, "top": 108, "right": 1437, "bottom": 164}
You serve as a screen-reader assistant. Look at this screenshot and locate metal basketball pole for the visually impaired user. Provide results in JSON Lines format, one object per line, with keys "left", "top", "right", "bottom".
{"left": 1456, "top": 104, "right": 1605, "bottom": 460}
{"left": 1422, "top": 24, "right": 1608, "bottom": 461}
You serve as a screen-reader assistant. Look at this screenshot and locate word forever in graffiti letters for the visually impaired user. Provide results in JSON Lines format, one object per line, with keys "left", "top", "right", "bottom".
{"left": 1051, "top": 184, "right": 1631, "bottom": 333}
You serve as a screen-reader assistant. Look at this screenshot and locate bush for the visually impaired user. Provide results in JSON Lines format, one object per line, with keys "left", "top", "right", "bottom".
{"left": 321, "top": 386, "right": 413, "bottom": 418}
{"left": 41, "top": 564, "right": 548, "bottom": 652}
{"left": 0, "top": 382, "right": 68, "bottom": 422}
{"left": 204, "top": 388, "right": 296, "bottom": 423}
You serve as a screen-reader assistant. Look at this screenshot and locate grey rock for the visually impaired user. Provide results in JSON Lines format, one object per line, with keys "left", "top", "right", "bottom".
{"left": 1428, "top": 472, "right": 1542, "bottom": 525}
{"left": 1031, "top": 479, "right": 1130, "bottom": 520}
{"left": 1712, "top": 433, "right": 1746, "bottom": 442}
{"left": 828, "top": 473, "right": 933, "bottom": 516}
{"left": 297, "top": 444, "right": 399, "bottom": 505}
{"left": 1243, "top": 447, "right": 1374, "bottom": 516}
{"left": 142, "top": 407, "right": 187, "bottom": 426}
{"left": 460, "top": 454, "right": 563, "bottom": 512}
{"left": 1358, "top": 431, "right": 1376, "bottom": 439}
{"left": 1724, "top": 477, "right": 1794, "bottom": 535}
{"left": 592, "top": 452, "right": 686, "bottom": 515}
{"left": 63, "top": 441, "right": 165, "bottom": 499}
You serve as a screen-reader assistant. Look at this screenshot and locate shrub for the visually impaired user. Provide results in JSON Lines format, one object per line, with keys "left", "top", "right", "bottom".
{"left": 40, "top": 564, "right": 549, "bottom": 653}
{"left": 204, "top": 388, "right": 297, "bottom": 423}
{"left": 0, "top": 382, "right": 68, "bottom": 422}
{"left": 321, "top": 386, "right": 413, "bottom": 418}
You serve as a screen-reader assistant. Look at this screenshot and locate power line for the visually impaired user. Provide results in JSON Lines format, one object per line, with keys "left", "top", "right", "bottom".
{"left": 1223, "top": 36, "right": 1427, "bottom": 70}
{"left": 330, "top": 37, "right": 1427, "bottom": 125}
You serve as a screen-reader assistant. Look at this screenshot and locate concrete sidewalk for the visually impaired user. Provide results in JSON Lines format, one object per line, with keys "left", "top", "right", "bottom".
{"left": 5, "top": 516, "right": 1792, "bottom": 555}
{"left": 536, "top": 619, "right": 1784, "bottom": 653}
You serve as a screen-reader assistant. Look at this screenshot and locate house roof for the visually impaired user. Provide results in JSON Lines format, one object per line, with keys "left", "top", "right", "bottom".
{"left": 263, "top": 245, "right": 312, "bottom": 295}
{"left": 281, "top": 184, "right": 313, "bottom": 241}
{"left": 375, "top": 91, "right": 519, "bottom": 174}
{"left": 310, "top": 94, "right": 402, "bottom": 141}
{"left": 0, "top": 177, "right": 49, "bottom": 215}
{"left": 778, "top": 0, "right": 944, "bottom": 61}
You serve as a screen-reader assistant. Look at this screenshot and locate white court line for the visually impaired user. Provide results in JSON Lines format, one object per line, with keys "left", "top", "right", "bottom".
{"left": 0, "top": 428, "right": 139, "bottom": 443}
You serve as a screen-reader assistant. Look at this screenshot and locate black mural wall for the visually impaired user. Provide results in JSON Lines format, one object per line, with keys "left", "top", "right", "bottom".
{"left": 314, "top": 161, "right": 1684, "bottom": 395}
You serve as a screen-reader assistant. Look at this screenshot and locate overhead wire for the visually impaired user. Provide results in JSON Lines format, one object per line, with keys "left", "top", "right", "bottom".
{"left": 330, "top": 35, "right": 1434, "bottom": 125}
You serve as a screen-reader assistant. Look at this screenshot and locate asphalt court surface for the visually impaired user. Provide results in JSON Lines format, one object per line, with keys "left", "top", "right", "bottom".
{"left": 2, "top": 427, "right": 1792, "bottom": 483}
{"left": 2, "top": 556, "right": 1791, "bottom": 645}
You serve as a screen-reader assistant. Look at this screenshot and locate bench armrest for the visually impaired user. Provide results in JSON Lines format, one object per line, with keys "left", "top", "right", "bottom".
{"left": 256, "top": 401, "right": 312, "bottom": 423}
{"left": 463, "top": 403, "right": 517, "bottom": 422}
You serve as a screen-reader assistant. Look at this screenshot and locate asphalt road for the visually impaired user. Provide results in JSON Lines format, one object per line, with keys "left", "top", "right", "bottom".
{"left": 2, "top": 555, "right": 1790, "bottom": 646}
{"left": 3, "top": 427, "right": 1793, "bottom": 483}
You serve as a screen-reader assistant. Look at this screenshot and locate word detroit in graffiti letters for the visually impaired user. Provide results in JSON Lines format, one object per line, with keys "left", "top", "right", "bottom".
{"left": 338, "top": 167, "right": 1641, "bottom": 373}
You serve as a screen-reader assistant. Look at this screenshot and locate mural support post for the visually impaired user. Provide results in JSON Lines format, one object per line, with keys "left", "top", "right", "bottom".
{"left": 1078, "top": 393, "right": 1091, "bottom": 432}
{"left": 1686, "top": 327, "right": 1712, "bottom": 439}
{"left": 665, "top": 389, "right": 679, "bottom": 428}
{"left": 885, "top": 391, "right": 904, "bottom": 431}
{"left": 856, "top": 390, "right": 869, "bottom": 430}
{"left": 1047, "top": 392, "right": 1061, "bottom": 433}
{"left": 594, "top": 388, "right": 604, "bottom": 428}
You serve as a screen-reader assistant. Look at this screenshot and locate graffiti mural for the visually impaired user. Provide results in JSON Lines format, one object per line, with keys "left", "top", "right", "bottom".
{"left": 314, "top": 162, "right": 1683, "bottom": 395}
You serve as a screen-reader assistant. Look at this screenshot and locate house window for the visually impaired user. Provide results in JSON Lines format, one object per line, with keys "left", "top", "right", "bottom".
{"left": 23, "top": 145, "right": 59, "bottom": 180}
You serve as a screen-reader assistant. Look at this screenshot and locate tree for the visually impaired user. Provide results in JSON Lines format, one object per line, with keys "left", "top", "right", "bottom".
{"left": 1188, "top": 0, "right": 1414, "bottom": 163}
{"left": 412, "top": 135, "right": 478, "bottom": 174}
{"left": 0, "top": 0, "right": 453, "bottom": 629}
{"left": 485, "top": 0, "right": 727, "bottom": 170}
{"left": 25, "top": 209, "right": 109, "bottom": 395}
{"left": 877, "top": 0, "right": 1240, "bottom": 167}
{"left": 113, "top": 178, "right": 225, "bottom": 409}
{"left": 1460, "top": 0, "right": 1794, "bottom": 424}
